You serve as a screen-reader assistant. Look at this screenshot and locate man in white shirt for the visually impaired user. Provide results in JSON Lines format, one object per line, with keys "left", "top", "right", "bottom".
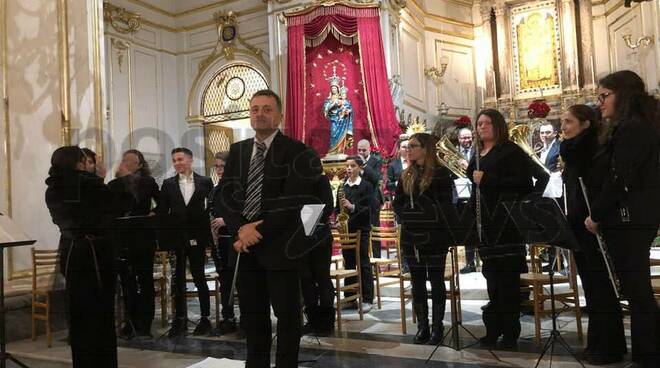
{"left": 538, "top": 122, "right": 560, "bottom": 172}
{"left": 456, "top": 128, "right": 475, "bottom": 170}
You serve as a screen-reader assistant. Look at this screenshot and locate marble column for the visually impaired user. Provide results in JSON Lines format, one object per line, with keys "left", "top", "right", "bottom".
{"left": 494, "top": 1, "right": 512, "bottom": 100}
{"left": 478, "top": 1, "right": 497, "bottom": 101}
{"left": 577, "top": 0, "right": 596, "bottom": 93}
{"left": 559, "top": 0, "right": 579, "bottom": 94}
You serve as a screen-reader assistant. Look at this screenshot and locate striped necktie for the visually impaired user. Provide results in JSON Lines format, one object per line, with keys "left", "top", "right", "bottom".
{"left": 242, "top": 141, "right": 266, "bottom": 221}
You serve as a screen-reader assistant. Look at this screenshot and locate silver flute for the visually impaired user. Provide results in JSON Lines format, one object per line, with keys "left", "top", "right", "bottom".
{"left": 578, "top": 177, "right": 622, "bottom": 299}
{"left": 474, "top": 135, "right": 483, "bottom": 243}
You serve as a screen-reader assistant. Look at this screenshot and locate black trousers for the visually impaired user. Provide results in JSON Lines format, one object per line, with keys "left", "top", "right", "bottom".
{"left": 300, "top": 226, "right": 334, "bottom": 310}
{"left": 118, "top": 244, "right": 155, "bottom": 334}
{"left": 605, "top": 227, "right": 659, "bottom": 365}
{"left": 482, "top": 269, "right": 521, "bottom": 341}
{"left": 572, "top": 233, "right": 626, "bottom": 357}
{"left": 211, "top": 235, "right": 236, "bottom": 320}
{"left": 237, "top": 252, "right": 301, "bottom": 368}
{"left": 409, "top": 251, "right": 448, "bottom": 322}
{"left": 342, "top": 229, "right": 374, "bottom": 303}
{"left": 173, "top": 243, "right": 210, "bottom": 319}
{"left": 60, "top": 237, "right": 117, "bottom": 368}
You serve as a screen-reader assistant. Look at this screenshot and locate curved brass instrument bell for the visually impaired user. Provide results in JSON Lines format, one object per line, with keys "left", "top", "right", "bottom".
{"left": 509, "top": 124, "right": 551, "bottom": 174}
{"left": 435, "top": 135, "right": 467, "bottom": 178}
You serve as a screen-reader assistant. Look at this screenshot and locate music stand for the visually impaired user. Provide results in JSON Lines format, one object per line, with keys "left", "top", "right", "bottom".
{"left": 502, "top": 196, "right": 584, "bottom": 368}
{"left": 0, "top": 214, "right": 36, "bottom": 368}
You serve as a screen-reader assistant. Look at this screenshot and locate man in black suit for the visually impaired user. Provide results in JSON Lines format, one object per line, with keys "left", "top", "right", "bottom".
{"left": 385, "top": 138, "right": 409, "bottom": 198}
{"left": 155, "top": 147, "right": 214, "bottom": 337}
{"left": 538, "top": 122, "right": 560, "bottom": 172}
{"left": 456, "top": 128, "right": 478, "bottom": 274}
{"left": 357, "top": 139, "right": 383, "bottom": 257}
{"left": 217, "top": 90, "right": 322, "bottom": 368}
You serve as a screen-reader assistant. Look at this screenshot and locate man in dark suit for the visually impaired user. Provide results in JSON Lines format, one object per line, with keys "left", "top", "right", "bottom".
{"left": 456, "top": 128, "right": 478, "bottom": 274}
{"left": 155, "top": 147, "right": 214, "bottom": 337}
{"left": 217, "top": 90, "right": 322, "bottom": 368}
{"left": 357, "top": 139, "right": 383, "bottom": 257}
{"left": 538, "top": 122, "right": 560, "bottom": 172}
{"left": 385, "top": 138, "right": 409, "bottom": 198}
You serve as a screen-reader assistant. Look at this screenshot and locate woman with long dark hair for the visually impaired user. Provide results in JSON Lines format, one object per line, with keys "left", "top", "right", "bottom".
{"left": 108, "top": 149, "right": 160, "bottom": 338}
{"left": 467, "top": 109, "right": 549, "bottom": 350}
{"left": 560, "top": 104, "right": 627, "bottom": 364}
{"left": 585, "top": 70, "right": 659, "bottom": 367}
{"left": 392, "top": 133, "right": 454, "bottom": 345}
{"left": 45, "top": 146, "right": 130, "bottom": 367}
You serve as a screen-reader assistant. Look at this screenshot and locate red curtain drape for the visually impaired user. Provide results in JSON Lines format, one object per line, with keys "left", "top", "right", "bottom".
{"left": 285, "top": 5, "right": 398, "bottom": 156}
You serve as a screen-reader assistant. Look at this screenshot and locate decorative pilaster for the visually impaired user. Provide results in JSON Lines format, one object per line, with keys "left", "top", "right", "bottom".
{"left": 494, "top": 1, "right": 512, "bottom": 99}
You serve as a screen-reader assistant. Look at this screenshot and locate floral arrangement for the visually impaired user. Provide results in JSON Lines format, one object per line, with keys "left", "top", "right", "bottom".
{"left": 527, "top": 100, "right": 550, "bottom": 119}
{"left": 454, "top": 115, "right": 471, "bottom": 127}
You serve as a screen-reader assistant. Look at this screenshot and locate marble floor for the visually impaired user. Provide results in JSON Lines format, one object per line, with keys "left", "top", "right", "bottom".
{"left": 8, "top": 267, "right": 651, "bottom": 368}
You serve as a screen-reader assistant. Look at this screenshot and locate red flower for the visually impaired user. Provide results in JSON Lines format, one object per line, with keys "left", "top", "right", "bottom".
{"left": 527, "top": 100, "right": 550, "bottom": 119}
{"left": 454, "top": 115, "right": 471, "bottom": 127}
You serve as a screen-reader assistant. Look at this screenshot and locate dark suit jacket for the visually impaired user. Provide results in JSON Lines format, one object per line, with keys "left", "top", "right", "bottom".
{"left": 363, "top": 155, "right": 384, "bottom": 206}
{"left": 542, "top": 139, "right": 560, "bottom": 172}
{"left": 154, "top": 172, "right": 213, "bottom": 248}
{"left": 457, "top": 145, "right": 476, "bottom": 163}
{"left": 216, "top": 131, "right": 323, "bottom": 269}
{"left": 365, "top": 155, "right": 382, "bottom": 181}
{"left": 386, "top": 159, "right": 404, "bottom": 194}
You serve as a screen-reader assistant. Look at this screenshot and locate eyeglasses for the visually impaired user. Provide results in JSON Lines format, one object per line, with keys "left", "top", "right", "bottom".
{"left": 597, "top": 92, "right": 613, "bottom": 103}
{"left": 407, "top": 143, "right": 422, "bottom": 149}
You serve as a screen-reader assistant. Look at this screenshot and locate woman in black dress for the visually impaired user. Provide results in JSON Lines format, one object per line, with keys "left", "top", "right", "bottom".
{"left": 45, "top": 146, "right": 130, "bottom": 367}
{"left": 585, "top": 70, "right": 659, "bottom": 368}
{"left": 392, "top": 133, "right": 454, "bottom": 345}
{"left": 108, "top": 149, "right": 160, "bottom": 338}
{"left": 560, "top": 104, "right": 627, "bottom": 364}
{"left": 467, "top": 109, "right": 548, "bottom": 349}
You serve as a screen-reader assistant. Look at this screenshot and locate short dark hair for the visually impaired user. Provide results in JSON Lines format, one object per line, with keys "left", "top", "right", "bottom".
{"left": 475, "top": 109, "right": 509, "bottom": 146}
{"left": 214, "top": 151, "right": 229, "bottom": 161}
{"left": 346, "top": 155, "right": 364, "bottom": 167}
{"left": 81, "top": 148, "right": 96, "bottom": 164}
{"left": 49, "top": 146, "right": 84, "bottom": 176}
{"left": 171, "top": 147, "right": 193, "bottom": 158}
{"left": 251, "top": 89, "right": 282, "bottom": 112}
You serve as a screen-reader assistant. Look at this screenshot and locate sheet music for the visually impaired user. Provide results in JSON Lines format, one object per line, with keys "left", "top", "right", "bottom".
{"left": 186, "top": 357, "right": 245, "bottom": 368}
{"left": 454, "top": 178, "right": 472, "bottom": 199}
{"left": 300, "top": 204, "right": 325, "bottom": 236}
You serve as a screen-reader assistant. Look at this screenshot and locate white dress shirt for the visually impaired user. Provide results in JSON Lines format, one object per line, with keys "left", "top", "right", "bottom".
{"left": 179, "top": 173, "right": 195, "bottom": 205}
{"left": 540, "top": 139, "right": 556, "bottom": 165}
{"left": 251, "top": 130, "right": 278, "bottom": 159}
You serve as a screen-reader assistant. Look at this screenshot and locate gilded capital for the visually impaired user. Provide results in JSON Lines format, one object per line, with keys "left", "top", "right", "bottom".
{"left": 103, "top": 2, "right": 141, "bottom": 34}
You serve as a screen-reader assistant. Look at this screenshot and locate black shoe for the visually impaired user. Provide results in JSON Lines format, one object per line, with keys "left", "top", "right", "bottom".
{"left": 192, "top": 317, "right": 212, "bottom": 336}
{"left": 498, "top": 338, "right": 518, "bottom": 351}
{"left": 413, "top": 323, "right": 430, "bottom": 344}
{"left": 427, "top": 324, "right": 444, "bottom": 345}
{"left": 479, "top": 336, "right": 498, "bottom": 348}
{"left": 118, "top": 323, "right": 135, "bottom": 340}
{"left": 301, "top": 323, "right": 315, "bottom": 335}
{"left": 460, "top": 264, "right": 476, "bottom": 274}
{"left": 584, "top": 354, "right": 623, "bottom": 365}
{"left": 168, "top": 318, "right": 187, "bottom": 338}
{"left": 480, "top": 302, "right": 492, "bottom": 311}
{"left": 218, "top": 318, "right": 238, "bottom": 334}
{"left": 315, "top": 306, "right": 335, "bottom": 336}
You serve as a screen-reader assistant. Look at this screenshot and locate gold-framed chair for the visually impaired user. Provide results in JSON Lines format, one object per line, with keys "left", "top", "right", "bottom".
{"left": 399, "top": 246, "right": 462, "bottom": 334}
{"left": 330, "top": 230, "right": 364, "bottom": 331}
{"left": 31, "top": 248, "right": 59, "bottom": 347}
{"left": 369, "top": 226, "right": 401, "bottom": 309}
{"left": 520, "top": 244, "right": 583, "bottom": 343}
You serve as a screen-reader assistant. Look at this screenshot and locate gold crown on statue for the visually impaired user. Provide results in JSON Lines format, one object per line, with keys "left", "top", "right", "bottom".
{"left": 327, "top": 66, "right": 341, "bottom": 88}
{"left": 405, "top": 121, "right": 427, "bottom": 137}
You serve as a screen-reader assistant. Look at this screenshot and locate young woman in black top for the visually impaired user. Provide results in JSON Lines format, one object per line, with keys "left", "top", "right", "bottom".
{"left": 467, "top": 109, "right": 549, "bottom": 349}
{"left": 336, "top": 155, "right": 374, "bottom": 311}
{"left": 392, "top": 133, "right": 454, "bottom": 345}
{"left": 108, "top": 149, "right": 160, "bottom": 338}
{"left": 560, "top": 104, "right": 626, "bottom": 364}
{"left": 585, "top": 71, "right": 659, "bottom": 368}
{"left": 46, "top": 146, "right": 131, "bottom": 367}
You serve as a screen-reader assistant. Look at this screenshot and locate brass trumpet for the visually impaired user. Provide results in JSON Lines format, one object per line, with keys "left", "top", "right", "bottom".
{"left": 509, "top": 124, "right": 550, "bottom": 175}
{"left": 435, "top": 135, "right": 467, "bottom": 178}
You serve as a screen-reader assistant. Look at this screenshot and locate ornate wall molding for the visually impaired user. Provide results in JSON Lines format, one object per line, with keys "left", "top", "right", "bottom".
{"left": 111, "top": 38, "right": 131, "bottom": 73}
{"left": 103, "top": 2, "right": 142, "bottom": 34}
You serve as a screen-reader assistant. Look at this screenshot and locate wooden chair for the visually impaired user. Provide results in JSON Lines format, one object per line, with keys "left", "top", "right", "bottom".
{"left": 399, "top": 246, "right": 462, "bottom": 334}
{"left": 369, "top": 226, "right": 401, "bottom": 309}
{"left": 153, "top": 251, "right": 169, "bottom": 327}
{"left": 330, "top": 230, "right": 364, "bottom": 331}
{"left": 520, "top": 244, "right": 583, "bottom": 343}
{"left": 379, "top": 209, "right": 396, "bottom": 227}
{"left": 168, "top": 251, "right": 221, "bottom": 324}
{"left": 31, "top": 248, "right": 59, "bottom": 347}
{"left": 651, "top": 248, "right": 660, "bottom": 301}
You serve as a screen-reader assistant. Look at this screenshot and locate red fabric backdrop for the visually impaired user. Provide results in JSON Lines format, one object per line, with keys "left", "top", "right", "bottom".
{"left": 285, "top": 5, "right": 399, "bottom": 157}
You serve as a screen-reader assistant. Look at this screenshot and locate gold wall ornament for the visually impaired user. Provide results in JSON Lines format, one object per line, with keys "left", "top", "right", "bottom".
{"left": 622, "top": 33, "right": 654, "bottom": 51}
{"left": 103, "top": 2, "right": 142, "bottom": 34}
{"left": 424, "top": 55, "right": 449, "bottom": 84}
{"left": 111, "top": 38, "right": 131, "bottom": 73}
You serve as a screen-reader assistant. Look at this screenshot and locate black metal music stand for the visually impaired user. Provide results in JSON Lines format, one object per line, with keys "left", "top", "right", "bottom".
{"left": 0, "top": 214, "right": 37, "bottom": 368}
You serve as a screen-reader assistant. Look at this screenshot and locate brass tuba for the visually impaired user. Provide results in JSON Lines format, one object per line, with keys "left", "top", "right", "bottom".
{"left": 509, "top": 124, "right": 550, "bottom": 175}
{"left": 435, "top": 135, "right": 467, "bottom": 178}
